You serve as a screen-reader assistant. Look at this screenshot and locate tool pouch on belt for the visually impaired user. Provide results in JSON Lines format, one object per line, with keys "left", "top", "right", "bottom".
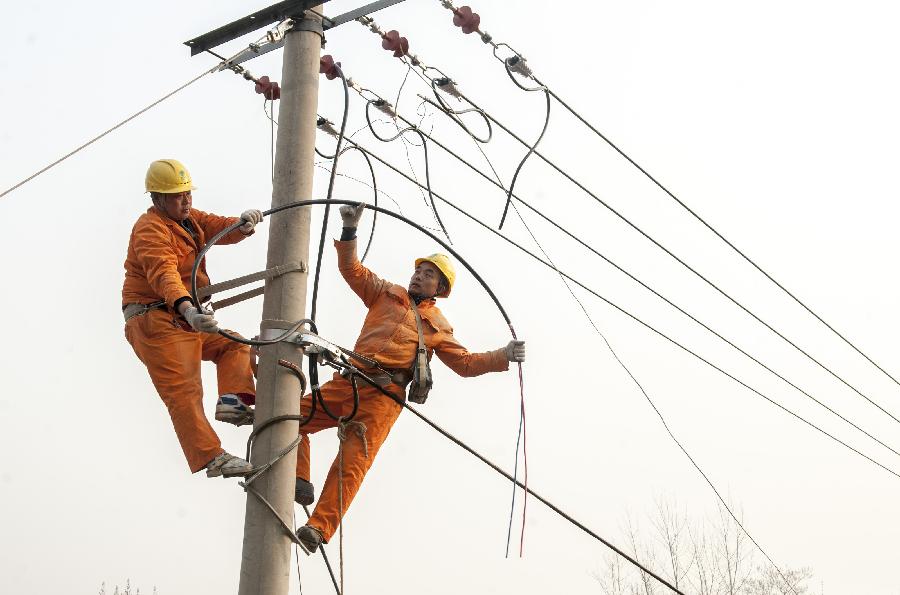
{"left": 407, "top": 302, "right": 433, "bottom": 404}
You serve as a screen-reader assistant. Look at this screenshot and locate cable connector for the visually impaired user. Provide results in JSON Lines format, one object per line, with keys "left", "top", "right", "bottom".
{"left": 372, "top": 99, "right": 397, "bottom": 118}
{"left": 505, "top": 54, "right": 533, "bottom": 78}
{"left": 452, "top": 5, "right": 481, "bottom": 34}
{"left": 434, "top": 77, "right": 463, "bottom": 99}
{"left": 317, "top": 117, "right": 340, "bottom": 137}
{"left": 381, "top": 30, "right": 409, "bottom": 58}
{"left": 319, "top": 54, "right": 342, "bottom": 80}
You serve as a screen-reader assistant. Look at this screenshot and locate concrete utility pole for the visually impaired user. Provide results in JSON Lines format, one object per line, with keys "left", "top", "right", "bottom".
{"left": 238, "top": 8, "right": 322, "bottom": 595}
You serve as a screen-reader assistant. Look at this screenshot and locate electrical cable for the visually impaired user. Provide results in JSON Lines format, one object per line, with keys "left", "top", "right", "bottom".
{"left": 336, "top": 136, "right": 900, "bottom": 482}
{"left": 391, "top": 110, "right": 900, "bottom": 460}
{"left": 0, "top": 67, "right": 214, "bottom": 200}
{"left": 495, "top": 72, "right": 551, "bottom": 231}
{"left": 508, "top": 198, "right": 793, "bottom": 587}
{"left": 443, "top": 90, "right": 900, "bottom": 429}
{"left": 540, "top": 85, "right": 900, "bottom": 395}
{"left": 337, "top": 365, "right": 687, "bottom": 595}
{"left": 427, "top": 77, "right": 493, "bottom": 142}
{"left": 301, "top": 504, "right": 342, "bottom": 595}
{"left": 310, "top": 64, "right": 351, "bottom": 323}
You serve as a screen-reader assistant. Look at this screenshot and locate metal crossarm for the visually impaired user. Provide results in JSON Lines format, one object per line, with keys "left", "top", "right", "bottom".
{"left": 211, "top": 286, "right": 267, "bottom": 310}
{"left": 184, "top": 0, "right": 330, "bottom": 55}
{"left": 197, "top": 261, "right": 306, "bottom": 299}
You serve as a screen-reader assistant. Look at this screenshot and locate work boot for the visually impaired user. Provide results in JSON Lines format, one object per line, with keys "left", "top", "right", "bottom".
{"left": 295, "top": 477, "right": 315, "bottom": 506}
{"left": 205, "top": 452, "right": 253, "bottom": 478}
{"left": 296, "top": 524, "right": 324, "bottom": 554}
{"left": 215, "top": 394, "right": 254, "bottom": 426}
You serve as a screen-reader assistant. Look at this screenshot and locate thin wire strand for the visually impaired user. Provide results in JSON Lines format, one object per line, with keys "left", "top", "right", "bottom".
{"left": 0, "top": 68, "right": 213, "bottom": 199}
{"left": 508, "top": 201, "right": 792, "bottom": 587}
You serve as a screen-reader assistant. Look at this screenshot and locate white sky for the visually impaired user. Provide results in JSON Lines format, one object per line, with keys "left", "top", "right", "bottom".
{"left": 3, "top": 1, "right": 900, "bottom": 593}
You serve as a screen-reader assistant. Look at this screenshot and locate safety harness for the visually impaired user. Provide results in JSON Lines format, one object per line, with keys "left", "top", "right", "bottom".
{"left": 407, "top": 301, "right": 433, "bottom": 404}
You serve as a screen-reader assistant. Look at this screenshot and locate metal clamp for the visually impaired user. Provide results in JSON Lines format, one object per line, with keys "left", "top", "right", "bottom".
{"left": 292, "top": 14, "right": 324, "bottom": 39}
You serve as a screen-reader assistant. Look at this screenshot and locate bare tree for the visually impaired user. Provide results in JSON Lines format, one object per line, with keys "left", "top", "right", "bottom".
{"left": 650, "top": 498, "right": 693, "bottom": 592}
{"left": 744, "top": 565, "right": 812, "bottom": 595}
{"left": 596, "top": 498, "right": 814, "bottom": 595}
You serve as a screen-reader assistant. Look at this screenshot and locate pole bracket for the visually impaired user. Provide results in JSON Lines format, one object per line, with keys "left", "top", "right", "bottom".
{"left": 198, "top": 261, "right": 307, "bottom": 300}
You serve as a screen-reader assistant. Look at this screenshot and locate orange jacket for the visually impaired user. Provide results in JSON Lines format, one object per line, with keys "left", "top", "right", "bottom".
{"left": 122, "top": 207, "right": 250, "bottom": 308}
{"left": 337, "top": 239, "right": 508, "bottom": 376}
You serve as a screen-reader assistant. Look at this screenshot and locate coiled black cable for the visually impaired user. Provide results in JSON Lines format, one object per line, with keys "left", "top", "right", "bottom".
{"left": 190, "top": 199, "right": 513, "bottom": 348}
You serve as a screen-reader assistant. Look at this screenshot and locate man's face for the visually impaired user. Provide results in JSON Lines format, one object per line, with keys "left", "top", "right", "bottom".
{"left": 155, "top": 191, "right": 192, "bottom": 221}
{"left": 408, "top": 261, "right": 443, "bottom": 298}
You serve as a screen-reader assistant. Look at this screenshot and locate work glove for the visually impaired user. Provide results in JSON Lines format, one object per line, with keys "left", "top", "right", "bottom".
{"left": 503, "top": 340, "right": 526, "bottom": 363}
{"left": 183, "top": 305, "right": 220, "bottom": 334}
{"left": 239, "top": 209, "right": 264, "bottom": 234}
{"left": 339, "top": 203, "right": 366, "bottom": 228}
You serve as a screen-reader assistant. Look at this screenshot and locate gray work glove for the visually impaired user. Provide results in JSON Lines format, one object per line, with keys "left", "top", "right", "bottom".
{"left": 339, "top": 203, "right": 366, "bottom": 228}
{"left": 183, "top": 305, "right": 220, "bottom": 334}
{"left": 503, "top": 340, "right": 526, "bottom": 363}
{"left": 239, "top": 209, "right": 264, "bottom": 234}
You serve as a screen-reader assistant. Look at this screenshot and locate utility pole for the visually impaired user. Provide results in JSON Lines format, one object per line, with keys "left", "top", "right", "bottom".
{"left": 238, "top": 8, "right": 322, "bottom": 595}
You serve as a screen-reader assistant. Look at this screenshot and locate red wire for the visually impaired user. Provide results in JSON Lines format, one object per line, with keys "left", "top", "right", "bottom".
{"left": 510, "top": 324, "right": 528, "bottom": 556}
{"left": 518, "top": 361, "right": 528, "bottom": 556}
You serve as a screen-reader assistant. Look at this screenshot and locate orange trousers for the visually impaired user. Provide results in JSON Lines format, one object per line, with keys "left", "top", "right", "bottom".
{"left": 125, "top": 309, "right": 256, "bottom": 472}
{"left": 296, "top": 373, "right": 403, "bottom": 542}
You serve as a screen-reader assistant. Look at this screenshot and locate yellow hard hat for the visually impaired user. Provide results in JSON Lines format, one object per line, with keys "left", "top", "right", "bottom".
{"left": 414, "top": 253, "right": 456, "bottom": 298}
{"left": 145, "top": 159, "right": 196, "bottom": 194}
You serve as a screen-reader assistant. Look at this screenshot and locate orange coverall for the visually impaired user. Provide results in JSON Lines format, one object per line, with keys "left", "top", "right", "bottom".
{"left": 298, "top": 239, "right": 509, "bottom": 541}
{"left": 123, "top": 207, "right": 255, "bottom": 473}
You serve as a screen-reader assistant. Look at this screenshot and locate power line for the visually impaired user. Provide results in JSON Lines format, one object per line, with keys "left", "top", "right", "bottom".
{"left": 541, "top": 85, "right": 900, "bottom": 394}
{"left": 337, "top": 134, "right": 900, "bottom": 483}
{"left": 441, "top": 90, "right": 900, "bottom": 429}
{"left": 0, "top": 68, "right": 214, "bottom": 200}
{"left": 388, "top": 110, "right": 900, "bottom": 462}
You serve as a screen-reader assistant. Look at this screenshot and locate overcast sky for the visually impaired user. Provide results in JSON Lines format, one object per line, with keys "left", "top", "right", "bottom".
{"left": 3, "top": 1, "right": 900, "bottom": 593}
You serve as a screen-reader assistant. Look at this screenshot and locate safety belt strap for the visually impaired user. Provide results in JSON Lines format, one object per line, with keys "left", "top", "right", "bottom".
{"left": 411, "top": 303, "right": 427, "bottom": 366}
{"left": 407, "top": 301, "right": 433, "bottom": 404}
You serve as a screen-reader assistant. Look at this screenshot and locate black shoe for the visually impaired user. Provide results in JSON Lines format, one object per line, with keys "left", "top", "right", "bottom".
{"left": 296, "top": 524, "right": 324, "bottom": 554}
{"left": 295, "top": 477, "right": 315, "bottom": 506}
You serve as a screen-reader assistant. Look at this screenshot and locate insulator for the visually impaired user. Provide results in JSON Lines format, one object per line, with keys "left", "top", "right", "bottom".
{"left": 506, "top": 54, "right": 533, "bottom": 78}
{"left": 319, "top": 54, "right": 342, "bottom": 80}
{"left": 434, "top": 77, "right": 462, "bottom": 99}
{"left": 452, "top": 6, "right": 481, "bottom": 34}
{"left": 381, "top": 30, "right": 409, "bottom": 58}
{"left": 254, "top": 75, "right": 281, "bottom": 100}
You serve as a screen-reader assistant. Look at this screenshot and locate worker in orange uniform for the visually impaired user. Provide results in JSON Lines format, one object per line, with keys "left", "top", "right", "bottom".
{"left": 122, "top": 159, "right": 264, "bottom": 478}
{"left": 294, "top": 203, "right": 526, "bottom": 553}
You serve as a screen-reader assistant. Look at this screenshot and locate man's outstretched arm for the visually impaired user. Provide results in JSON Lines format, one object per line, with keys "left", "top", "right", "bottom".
{"left": 335, "top": 203, "right": 389, "bottom": 307}
{"left": 434, "top": 333, "right": 525, "bottom": 377}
